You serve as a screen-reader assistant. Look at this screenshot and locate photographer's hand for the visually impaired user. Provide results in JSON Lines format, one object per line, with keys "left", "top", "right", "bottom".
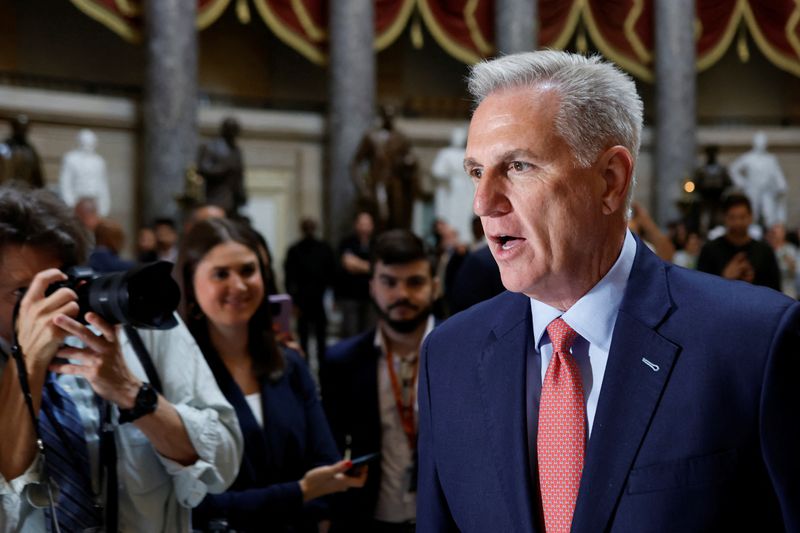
{"left": 0, "top": 268, "right": 78, "bottom": 481}
{"left": 16, "top": 268, "right": 80, "bottom": 376}
{"left": 52, "top": 312, "right": 199, "bottom": 465}
{"left": 51, "top": 311, "right": 141, "bottom": 407}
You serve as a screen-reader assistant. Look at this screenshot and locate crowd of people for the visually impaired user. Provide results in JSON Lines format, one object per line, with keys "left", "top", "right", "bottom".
{"left": 0, "top": 51, "right": 798, "bottom": 533}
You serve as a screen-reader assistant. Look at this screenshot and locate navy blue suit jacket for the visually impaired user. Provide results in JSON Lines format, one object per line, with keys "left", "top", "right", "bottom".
{"left": 418, "top": 238, "right": 800, "bottom": 532}
{"left": 194, "top": 346, "right": 340, "bottom": 532}
{"left": 321, "top": 329, "right": 384, "bottom": 525}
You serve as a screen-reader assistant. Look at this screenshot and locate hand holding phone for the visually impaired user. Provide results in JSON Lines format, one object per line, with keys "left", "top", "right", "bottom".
{"left": 345, "top": 452, "right": 381, "bottom": 476}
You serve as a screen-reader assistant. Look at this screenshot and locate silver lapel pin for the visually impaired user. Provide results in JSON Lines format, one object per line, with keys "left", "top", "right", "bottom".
{"left": 641, "top": 357, "right": 660, "bottom": 372}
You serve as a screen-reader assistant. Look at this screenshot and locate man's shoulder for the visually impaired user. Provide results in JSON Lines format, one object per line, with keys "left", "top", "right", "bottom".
{"left": 326, "top": 329, "right": 377, "bottom": 364}
{"left": 666, "top": 260, "right": 792, "bottom": 318}
{"left": 428, "top": 291, "right": 523, "bottom": 345}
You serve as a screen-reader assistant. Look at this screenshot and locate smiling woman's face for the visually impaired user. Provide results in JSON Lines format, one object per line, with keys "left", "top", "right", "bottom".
{"left": 192, "top": 241, "right": 264, "bottom": 330}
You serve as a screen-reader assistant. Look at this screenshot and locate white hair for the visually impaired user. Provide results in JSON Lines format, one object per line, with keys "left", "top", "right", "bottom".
{"left": 468, "top": 50, "right": 643, "bottom": 209}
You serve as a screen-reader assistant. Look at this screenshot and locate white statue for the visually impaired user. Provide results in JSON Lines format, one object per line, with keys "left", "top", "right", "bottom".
{"left": 432, "top": 126, "right": 473, "bottom": 243}
{"left": 729, "top": 131, "right": 787, "bottom": 227}
{"left": 59, "top": 129, "right": 111, "bottom": 216}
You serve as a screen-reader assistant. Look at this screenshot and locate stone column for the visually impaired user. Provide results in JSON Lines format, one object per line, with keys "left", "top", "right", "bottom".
{"left": 142, "top": 0, "right": 198, "bottom": 224}
{"left": 495, "top": 0, "right": 537, "bottom": 55}
{"left": 328, "top": 0, "right": 375, "bottom": 245}
{"left": 654, "top": 0, "right": 696, "bottom": 224}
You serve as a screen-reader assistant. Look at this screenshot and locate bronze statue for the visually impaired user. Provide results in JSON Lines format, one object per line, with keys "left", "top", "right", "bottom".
{"left": 0, "top": 114, "right": 44, "bottom": 188}
{"left": 693, "top": 145, "right": 732, "bottom": 233}
{"left": 196, "top": 117, "right": 246, "bottom": 217}
{"left": 351, "top": 105, "right": 419, "bottom": 230}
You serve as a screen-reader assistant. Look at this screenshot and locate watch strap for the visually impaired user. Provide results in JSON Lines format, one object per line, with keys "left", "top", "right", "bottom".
{"left": 118, "top": 382, "right": 158, "bottom": 424}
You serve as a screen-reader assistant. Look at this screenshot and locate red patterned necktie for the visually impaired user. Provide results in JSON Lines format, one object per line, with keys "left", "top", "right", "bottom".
{"left": 538, "top": 317, "right": 585, "bottom": 533}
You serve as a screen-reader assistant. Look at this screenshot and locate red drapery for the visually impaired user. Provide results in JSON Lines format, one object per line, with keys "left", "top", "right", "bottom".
{"left": 69, "top": 0, "right": 800, "bottom": 78}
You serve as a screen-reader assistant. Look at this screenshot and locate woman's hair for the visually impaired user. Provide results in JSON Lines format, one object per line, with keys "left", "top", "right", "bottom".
{"left": 175, "top": 217, "right": 284, "bottom": 379}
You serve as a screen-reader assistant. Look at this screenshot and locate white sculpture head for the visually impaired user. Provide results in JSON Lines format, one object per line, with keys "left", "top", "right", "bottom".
{"left": 78, "top": 129, "right": 97, "bottom": 152}
{"left": 752, "top": 131, "right": 767, "bottom": 152}
{"left": 450, "top": 126, "right": 467, "bottom": 148}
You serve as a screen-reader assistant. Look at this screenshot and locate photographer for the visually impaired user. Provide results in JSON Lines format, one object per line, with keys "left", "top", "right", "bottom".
{"left": 0, "top": 186, "right": 243, "bottom": 532}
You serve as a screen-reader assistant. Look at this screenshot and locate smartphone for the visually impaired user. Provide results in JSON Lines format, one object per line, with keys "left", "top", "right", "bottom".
{"left": 268, "top": 293, "right": 292, "bottom": 334}
{"left": 345, "top": 452, "right": 381, "bottom": 476}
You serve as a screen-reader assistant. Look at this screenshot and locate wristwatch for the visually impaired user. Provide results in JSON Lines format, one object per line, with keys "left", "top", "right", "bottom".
{"left": 118, "top": 382, "right": 158, "bottom": 424}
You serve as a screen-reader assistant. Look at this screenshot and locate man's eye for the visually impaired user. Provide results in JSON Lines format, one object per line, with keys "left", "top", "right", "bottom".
{"left": 511, "top": 161, "right": 531, "bottom": 172}
{"left": 469, "top": 168, "right": 483, "bottom": 179}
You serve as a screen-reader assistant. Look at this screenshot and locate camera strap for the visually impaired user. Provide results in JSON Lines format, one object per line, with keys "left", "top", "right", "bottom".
{"left": 122, "top": 325, "right": 163, "bottom": 394}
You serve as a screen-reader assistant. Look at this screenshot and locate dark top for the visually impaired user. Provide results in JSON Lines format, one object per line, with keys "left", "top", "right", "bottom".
{"left": 193, "top": 338, "right": 340, "bottom": 533}
{"left": 696, "top": 236, "right": 781, "bottom": 291}
{"left": 417, "top": 236, "right": 800, "bottom": 532}
{"left": 448, "top": 245, "right": 505, "bottom": 314}
{"left": 89, "top": 246, "right": 136, "bottom": 273}
{"left": 335, "top": 234, "right": 372, "bottom": 301}
{"left": 284, "top": 236, "right": 336, "bottom": 312}
{"left": 320, "top": 330, "right": 383, "bottom": 527}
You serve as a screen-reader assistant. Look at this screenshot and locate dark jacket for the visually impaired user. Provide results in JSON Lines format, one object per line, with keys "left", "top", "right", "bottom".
{"left": 321, "top": 329, "right": 383, "bottom": 528}
{"left": 194, "top": 342, "right": 340, "bottom": 533}
{"left": 417, "top": 236, "right": 800, "bottom": 532}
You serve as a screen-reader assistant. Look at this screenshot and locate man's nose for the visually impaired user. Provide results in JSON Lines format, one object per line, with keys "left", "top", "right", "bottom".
{"left": 473, "top": 171, "right": 511, "bottom": 217}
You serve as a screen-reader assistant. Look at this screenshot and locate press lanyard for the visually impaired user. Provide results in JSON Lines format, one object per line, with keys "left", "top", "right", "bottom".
{"left": 384, "top": 343, "right": 419, "bottom": 451}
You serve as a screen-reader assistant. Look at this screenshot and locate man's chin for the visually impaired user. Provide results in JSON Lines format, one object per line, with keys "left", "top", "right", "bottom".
{"left": 386, "top": 317, "right": 427, "bottom": 334}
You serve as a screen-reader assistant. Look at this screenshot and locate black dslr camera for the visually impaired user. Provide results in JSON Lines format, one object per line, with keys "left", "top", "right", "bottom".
{"left": 45, "top": 261, "right": 180, "bottom": 329}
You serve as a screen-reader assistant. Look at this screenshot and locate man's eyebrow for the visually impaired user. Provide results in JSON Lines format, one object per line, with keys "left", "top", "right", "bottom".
{"left": 501, "top": 149, "right": 538, "bottom": 161}
{"left": 463, "top": 158, "right": 480, "bottom": 172}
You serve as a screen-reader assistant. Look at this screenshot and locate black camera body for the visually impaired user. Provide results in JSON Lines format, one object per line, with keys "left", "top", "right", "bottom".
{"left": 46, "top": 261, "right": 179, "bottom": 330}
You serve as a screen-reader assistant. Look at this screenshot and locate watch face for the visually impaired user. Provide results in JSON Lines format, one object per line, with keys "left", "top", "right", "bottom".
{"left": 138, "top": 383, "right": 158, "bottom": 411}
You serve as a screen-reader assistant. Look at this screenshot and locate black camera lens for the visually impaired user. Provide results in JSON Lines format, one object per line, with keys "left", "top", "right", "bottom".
{"left": 47, "top": 261, "right": 179, "bottom": 329}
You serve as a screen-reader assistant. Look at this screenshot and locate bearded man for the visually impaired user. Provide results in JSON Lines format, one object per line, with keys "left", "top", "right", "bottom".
{"left": 322, "top": 229, "right": 437, "bottom": 533}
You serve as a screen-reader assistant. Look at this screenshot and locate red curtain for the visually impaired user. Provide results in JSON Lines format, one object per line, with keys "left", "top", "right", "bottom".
{"left": 69, "top": 0, "right": 800, "bottom": 78}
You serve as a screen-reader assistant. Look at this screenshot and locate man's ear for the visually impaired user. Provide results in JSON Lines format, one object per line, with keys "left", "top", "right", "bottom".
{"left": 597, "top": 146, "right": 634, "bottom": 215}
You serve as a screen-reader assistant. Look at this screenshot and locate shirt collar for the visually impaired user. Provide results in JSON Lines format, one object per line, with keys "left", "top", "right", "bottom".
{"left": 530, "top": 229, "right": 637, "bottom": 350}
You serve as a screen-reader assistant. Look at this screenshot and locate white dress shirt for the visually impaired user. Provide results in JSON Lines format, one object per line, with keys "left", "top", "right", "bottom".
{"left": 373, "top": 315, "right": 435, "bottom": 524}
{"left": 530, "top": 230, "right": 637, "bottom": 437}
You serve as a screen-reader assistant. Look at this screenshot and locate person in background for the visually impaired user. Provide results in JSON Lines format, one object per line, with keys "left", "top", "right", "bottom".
{"left": 697, "top": 193, "right": 781, "bottom": 290}
{"left": 627, "top": 201, "right": 675, "bottom": 261}
{"left": 335, "top": 211, "right": 376, "bottom": 338}
{"left": 154, "top": 217, "right": 179, "bottom": 263}
{"left": 176, "top": 218, "right": 366, "bottom": 533}
{"left": 89, "top": 217, "right": 135, "bottom": 272}
{"left": 323, "top": 230, "right": 438, "bottom": 533}
{"left": 136, "top": 226, "right": 158, "bottom": 263}
{"left": 285, "top": 217, "right": 336, "bottom": 361}
{"left": 766, "top": 222, "right": 798, "bottom": 298}
{"left": 74, "top": 196, "right": 101, "bottom": 236}
{"left": 671, "top": 231, "right": 703, "bottom": 270}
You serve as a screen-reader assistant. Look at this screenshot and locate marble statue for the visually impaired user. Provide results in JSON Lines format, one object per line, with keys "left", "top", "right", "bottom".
{"left": 729, "top": 131, "right": 787, "bottom": 227}
{"left": 431, "top": 126, "right": 473, "bottom": 243}
{"left": 197, "top": 117, "right": 246, "bottom": 217}
{"left": 351, "top": 105, "right": 419, "bottom": 230}
{"left": 0, "top": 114, "right": 44, "bottom": 188}
{"left": 59, "top": 129, "right": 111, "bottom": 216}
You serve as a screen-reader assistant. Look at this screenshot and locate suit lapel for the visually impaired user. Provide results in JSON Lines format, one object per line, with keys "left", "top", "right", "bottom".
{"left": 477, "top": 293, "right": 538, "bottom": 532}
{"left": 572, "top": 238, "right": 680, "bottom": 533}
